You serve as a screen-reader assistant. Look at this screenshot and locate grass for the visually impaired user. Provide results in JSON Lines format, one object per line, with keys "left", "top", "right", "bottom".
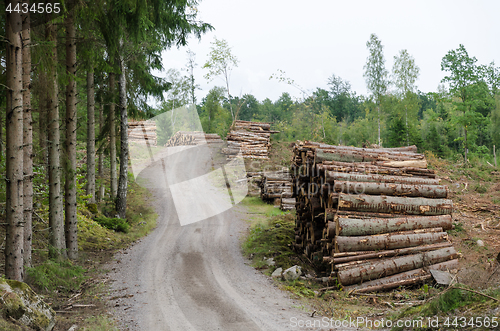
{"left": 243, "top": 198, "right": 295, "bottom": 269}
{"left": 391, "top": 285, "right": 500, "bottom": 330}
{"left": 80, "top": 316, "right": 119, "bottom": 331}
{"left": 25, "top": 259, "right": 87, "bottom": 293}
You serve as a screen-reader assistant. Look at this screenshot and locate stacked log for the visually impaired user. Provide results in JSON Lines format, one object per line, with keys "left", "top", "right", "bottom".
{"left": 223, "top": 120, "right": 278, "bottom": 159}
{"left": 260, "top": 169, "right": 295, "bottom": 210}
{"left": 165, "top": 131, "right": 223, "bottom": 147}
{"left": 291, "top": 141, "right": 456, "bottom": 292}
{"left": 128, "top": 120, "right": 157, "bottom": 146}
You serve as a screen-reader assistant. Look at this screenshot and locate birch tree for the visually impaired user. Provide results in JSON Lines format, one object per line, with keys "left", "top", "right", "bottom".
{"left": 392, "top": 49, "right": 420, "bottom": 145}
{"left": 363, "top": 33, "right": 389, "bottom": 146}
{"left": 203, "top": 37, "right": 238, "bottom": 121}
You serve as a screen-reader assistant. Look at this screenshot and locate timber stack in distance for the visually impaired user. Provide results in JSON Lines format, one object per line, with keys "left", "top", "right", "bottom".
{"left": 291, "top": 141, "right": 457, "bottom": 293}
{"left": 223, "top": 120, "right": 279, "bottom": 160}
{"left": 165, "top": 131, "right": 223, "bottom": 147}
{"left": 260, "top": 169, "right": 295, "bottom": 211}
{"left": 128, "top": 120, "right": 157, "bottom": 146}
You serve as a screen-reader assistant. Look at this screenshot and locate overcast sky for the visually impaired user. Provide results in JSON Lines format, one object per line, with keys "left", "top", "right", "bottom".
{"left": 159, "top": 0, "right": 500, "bottom": 103}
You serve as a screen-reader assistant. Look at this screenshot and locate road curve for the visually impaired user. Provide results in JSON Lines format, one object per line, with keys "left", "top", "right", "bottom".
{"left": 106, "top": 145, "right": 319, "bottom": 331}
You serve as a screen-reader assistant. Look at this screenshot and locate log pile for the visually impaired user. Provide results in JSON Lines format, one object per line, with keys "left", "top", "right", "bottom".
{"left": 222, "top": 120, "right": 278, "bottom": 159}
{"left": 165, "top": 131, "right": 223, "bottom": 147}
{"left": 291, "top": 141, "right": 457, "bottom": 292}
{"left": 128, "top": 120, "right": 157, "bottom": 146}
{"left": 260, "top": 169, "right": 295, "bottom": 210}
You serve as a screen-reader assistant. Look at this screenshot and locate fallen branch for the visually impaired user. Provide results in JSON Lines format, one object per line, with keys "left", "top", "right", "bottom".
{"left": 451, "top": 286, "right": 499, "bottom": 302}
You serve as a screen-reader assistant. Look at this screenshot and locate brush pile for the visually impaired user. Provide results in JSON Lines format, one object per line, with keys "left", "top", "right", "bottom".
{"left": 128, "top": 120, "right": 157, "bottom": 146}
{"left": 223, "top": 120, "right": 278, "bottom": 159}
{"left": 165, "top": 131, "right": 223, "bottom": 147}
{"left": 291, "top": 141, "right": 457, "bottom": 293}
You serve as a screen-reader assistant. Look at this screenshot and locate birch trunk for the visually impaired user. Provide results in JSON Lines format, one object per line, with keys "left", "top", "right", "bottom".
{"left": 116, "top": 56, "right": 128, "bottom": 219}
{"left": 5, "top": 1, "right": 24, "bottom": 281}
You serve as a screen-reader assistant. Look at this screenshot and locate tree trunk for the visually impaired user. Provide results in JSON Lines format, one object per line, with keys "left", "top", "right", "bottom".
{"left": 377, "top": 104, "right": 381, "bottom": 146}
{"left": 116, "top": 57, "right": 128, "bottom": 219}
{"left": 5, "top": 1, "right": 24, "bottom": 281}
{"left": 332, "top": 242, "right": 453, "bottom": 265}
{"left": 344, "top": 259, "right": 458, "bottom": 293}
{"left": 337, "top": 193, "right": 453, "bottom": 215}
{"left": 97, "top": 100, "right": 105, "bottom": 201}
{"left": 38, "top": 72, "right": 48, "bottom": 166}
{"left": 336, "top": 215, "right": 453, "bottom": 237}
{"left": 46, "top": 21, "right": 65, "bottom": 259}
{"left": 337, "top": 247, "right": 457, "bottom": 286}
{"left": 22, "top": 2, "right": 33, "bottom": 269}
{"left": 65, "top": 4, "right": 78, "bottom": 260}
{"left": 335, "top": 231, "right": 448, "bottom": 252}
{"left": 109, "top": 73, "right": 117, "bottom": 198}
{"left": 333, "top": 181, "right": 448, "bottom": 198}
{"left": 325, "top": 171, "right": 440, "bottom": 186}
{"left": 86, "top": 70, "right": 96, "bottom": 203}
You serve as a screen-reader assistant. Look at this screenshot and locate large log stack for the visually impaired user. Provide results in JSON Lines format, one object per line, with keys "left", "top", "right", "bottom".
{"left": 291, "top": 141, "right": 457, "bottom": 292}
{"left": 260, "top": 169, "right": 295, "bottom": 210}
{"left": 128, "top": 120, "right": 157, "bottom": 146}
{"left": 223, "top": 120, "right": 278, "bottom": 159}
{"left": 165, "top": 131, "right": 223, "bottom": 147}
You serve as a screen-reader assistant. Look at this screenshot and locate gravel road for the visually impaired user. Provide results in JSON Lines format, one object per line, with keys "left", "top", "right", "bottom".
{"left": 106, "top": 145, "right": 336, "bottom": 331}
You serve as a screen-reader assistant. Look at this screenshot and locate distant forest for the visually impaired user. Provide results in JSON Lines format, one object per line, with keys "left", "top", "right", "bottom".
{"left": 160, "top": 37, "right": 499, "bottom": 165}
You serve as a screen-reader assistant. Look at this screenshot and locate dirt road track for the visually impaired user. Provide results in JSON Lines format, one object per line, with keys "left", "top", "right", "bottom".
{"left": 106, "top": 146, "right": 328, "bottom": 330}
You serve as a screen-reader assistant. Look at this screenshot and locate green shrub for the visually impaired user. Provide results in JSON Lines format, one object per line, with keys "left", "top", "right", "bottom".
{"left": 94, "top": 217, "right": 130, "bottom": 233}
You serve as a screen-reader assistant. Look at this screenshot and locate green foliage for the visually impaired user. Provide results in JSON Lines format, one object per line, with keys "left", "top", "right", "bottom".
{"left": 94, "top": 216, "right": 130, "bottom": 233}
{"left": 26, "top": 260, "right": 87, "bottom": 293}
{"left": 242, "top": 213, "right": 296, "bottom": 270}
{"left": 363, "top": 33, "right": 389, "bottom": 103}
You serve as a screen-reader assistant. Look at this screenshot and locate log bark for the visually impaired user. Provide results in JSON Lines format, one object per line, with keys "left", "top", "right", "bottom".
{"left": 333, "top": 242, "right": 454, "bottom": 265}
{"left": 335, "top": 231, "right": 448, "bottom": 252}
{"left": 325, "top": 171, "right": 440, "bottom": 185}
{"left": 337, "top": 215, "right": 453, "bottom": 236}
{"left": 344, "top": 259, "right": 458, "bottom": 293}
{"left": 337, "top": 247, "right": 457, "bottom": 286}
{"left": 338, "top": 194, "right": 453, "bottom": 215}
{"left": 317, "top": 163, "right": 436, "bottom": 178}
{"left": 334, "top": 181, "right": 448, "bottom": 198}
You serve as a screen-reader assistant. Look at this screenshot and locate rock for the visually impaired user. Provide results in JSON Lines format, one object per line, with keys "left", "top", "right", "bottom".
{"left": 283, "top": 265, "right": 302, "bottom": 281}
{"left": 271, "top": 268, "right": 283, "bottom": 279}
{"left": 0, "top": 278, "right": 55, "bottom": 331}
{"left": 477, "top": 240, "right": 485, "bottom": 247}
{"left": 263, "top": 257, "right": 275, "bottom": 266}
